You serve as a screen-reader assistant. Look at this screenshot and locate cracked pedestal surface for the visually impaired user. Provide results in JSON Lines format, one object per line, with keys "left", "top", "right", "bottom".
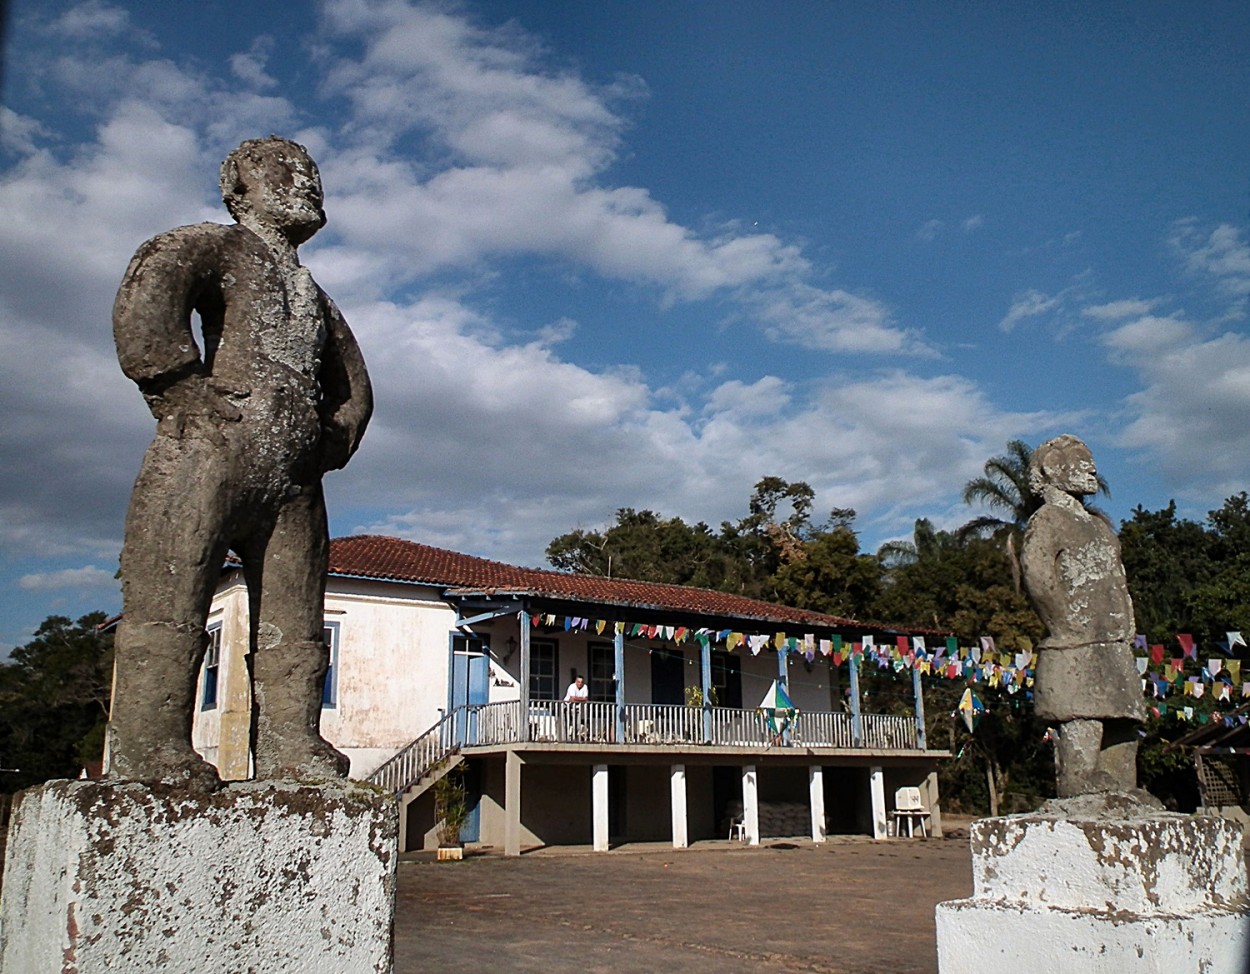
{"left": 936, "top": 797, "right": 1250, "bottom": 972}
{"left": 0, "top": 779, "right": 397, "bottom": 973}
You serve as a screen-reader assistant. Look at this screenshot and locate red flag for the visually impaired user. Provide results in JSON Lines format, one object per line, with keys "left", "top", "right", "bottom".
{"left": 897, "top": 636, "right": 910, "bottom": 655}
{"left": 1177, "top": 633, "right": 1196, "bottom": 659}
{"left": 1150, "top": 644, "right": 1164, "bottom": 665}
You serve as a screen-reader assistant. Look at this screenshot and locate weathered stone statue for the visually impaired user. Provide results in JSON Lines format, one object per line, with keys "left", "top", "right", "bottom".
{"left": 1020, "top": 434, "right": 1144, "bottom": 797}
{"left": 109, "top": 137, "right": 372, "bottom": 789}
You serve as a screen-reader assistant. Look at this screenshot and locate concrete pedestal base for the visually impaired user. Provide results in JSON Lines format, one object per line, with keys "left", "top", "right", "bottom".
{"left": 0, "top": 779, "right": 398, "bottom": 973}
{"left": 936, "top": 800, "right": 1250, "bottom": 972}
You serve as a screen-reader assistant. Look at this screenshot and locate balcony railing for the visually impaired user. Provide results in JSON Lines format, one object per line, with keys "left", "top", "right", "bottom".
{"left": 368, "top": 700, "right": 921, "bottom": 798}
{"left": 477, "top": 701, "right": 918, "bottom": 750}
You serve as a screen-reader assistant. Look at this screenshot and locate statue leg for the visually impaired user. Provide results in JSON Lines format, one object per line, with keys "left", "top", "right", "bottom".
{"left": 1054, "top": 719, "right": 1102, "bottom": 798}
{"left": 1095, "top": 719, "right": 1139, "bottom": 792}
{"left": 109, "top": 438, "right": 229, "bottom": 789}
{"left": 246, "top": 483, "right": 349, "bottom": 780}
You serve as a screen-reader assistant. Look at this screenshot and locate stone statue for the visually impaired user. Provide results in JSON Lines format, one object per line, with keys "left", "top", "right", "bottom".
{"left": 1020, "top": 434, "right": 1144, "bottom": 798}
{"left": 109, "top": 137, "right": 372, "bottom": 789}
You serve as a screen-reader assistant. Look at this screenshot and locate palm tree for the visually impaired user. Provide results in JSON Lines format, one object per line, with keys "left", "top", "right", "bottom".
{"left": 877, "top": 518, "right": 959, "bottom": 568}
{"left": 958, "top": 439, "right": 1109, "bottom": 592}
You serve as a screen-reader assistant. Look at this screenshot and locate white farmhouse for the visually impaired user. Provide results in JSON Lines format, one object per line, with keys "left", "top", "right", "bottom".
{"left": 193, "top": 536, "right": 945, "bottom": 852}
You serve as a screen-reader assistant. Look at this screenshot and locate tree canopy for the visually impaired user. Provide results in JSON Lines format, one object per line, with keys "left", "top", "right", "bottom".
{"left": 0, "top": 612, "right": 113, "bottom": 792}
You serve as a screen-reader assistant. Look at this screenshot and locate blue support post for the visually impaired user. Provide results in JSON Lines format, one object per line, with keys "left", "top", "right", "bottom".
{"left": 614, "top": 625, "right": 626, "bottom": 743}
{"left": 912, "top": 664, "right": 927, "bottom": 750}
{"left": 519, "top": 610, "right": 531, "bottom": 740}
{"left": 700, "top": 638, "right": 712, "bottom": 743}
{"left": 849, "top": 648, "right": 863, "bottom": 747}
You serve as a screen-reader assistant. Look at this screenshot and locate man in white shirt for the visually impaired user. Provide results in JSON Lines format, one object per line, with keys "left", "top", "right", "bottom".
{"left": 564, "top": 675, "right": 588, "bottom": 703}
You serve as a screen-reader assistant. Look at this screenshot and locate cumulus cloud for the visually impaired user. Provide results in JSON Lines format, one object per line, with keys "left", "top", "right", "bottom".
{"left": 1102, "top": 313, "right": 1250, "bottom": 499}
{"left": 336, "top": 290, "right": 1051, "bottom": 562}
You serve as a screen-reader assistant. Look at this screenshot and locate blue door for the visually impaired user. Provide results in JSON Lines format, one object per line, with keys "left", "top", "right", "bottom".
{"left": 448, "top": 635, "right": 489, "bottom": 842}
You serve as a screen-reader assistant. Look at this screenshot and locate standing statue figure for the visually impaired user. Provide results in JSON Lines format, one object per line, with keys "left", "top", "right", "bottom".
{"left": 1020, "top": 435, "right": 1144, "bottom": 798}
{"left": 109, "top": 137, "right": 372, "bottom": 789}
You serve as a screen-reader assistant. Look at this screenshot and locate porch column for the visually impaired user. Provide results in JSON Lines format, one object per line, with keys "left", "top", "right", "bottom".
{"left": 519, "top": 610, "right": 532, "bottom": 736}
{"left": 809, "top": 765, "right": 825, "bottom": 843}
{"left": 922, "top": 770, "right": 943, "bottom": 838}
{"left": 670, "top": 764, "right": 688, "bottom": 848}
{"left": 397, "top": 795, "right": 410, "bottom": 853}
{"left": 614, "top": 625, "right": 626, "bottom": 742}
{"left": 869, "top": 765, "right": 887, "bottom": 840}
{"left": 848, "top": 647, "right": 863, "bottom": 747}
{"left": 700, "top": 639, "right": 712, "bottom": 743}
{"left": 592, "top": 764, "right": 610, "bottom": 852}
{"left": 911, "top": 665, "right": 927, "bottom": 750}
{"left": 505, "top": 750, "right": 522, "bottom": 856}
{"left": 742, "top": 765, "right": 760, "bottom": 846}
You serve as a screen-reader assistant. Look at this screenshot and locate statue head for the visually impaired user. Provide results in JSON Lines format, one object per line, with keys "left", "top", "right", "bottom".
{"left": 1029, "top": 434, "right": 1099, "bottom": 498}
{"left": 220, "top": 137, "right": 325, "bottom": 245}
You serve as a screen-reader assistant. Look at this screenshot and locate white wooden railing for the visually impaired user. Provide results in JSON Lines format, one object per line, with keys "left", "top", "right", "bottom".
{"left": 368, "top": 700, "right": 919, "bottom": 797}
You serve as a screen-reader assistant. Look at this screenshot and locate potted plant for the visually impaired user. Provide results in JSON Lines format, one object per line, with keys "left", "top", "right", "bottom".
{"left": 433, "top": 764, "right": 468, "bottom": 860}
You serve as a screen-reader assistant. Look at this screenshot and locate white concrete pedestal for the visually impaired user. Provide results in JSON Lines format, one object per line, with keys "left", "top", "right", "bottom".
{"left": 937, "top": 800, "right": 1250, "bottom": 972}
{"left": 0, "top": 778, "right": 398, "bottom": 973}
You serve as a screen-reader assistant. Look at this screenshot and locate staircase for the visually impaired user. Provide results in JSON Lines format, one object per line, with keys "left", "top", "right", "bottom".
{"left": 367, "top": 707, "right": 465, "bottom": 800}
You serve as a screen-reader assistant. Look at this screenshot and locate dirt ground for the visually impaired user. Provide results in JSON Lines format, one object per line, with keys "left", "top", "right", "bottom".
{"left": 394, "top": 822, "right": 976, "bottom": 974}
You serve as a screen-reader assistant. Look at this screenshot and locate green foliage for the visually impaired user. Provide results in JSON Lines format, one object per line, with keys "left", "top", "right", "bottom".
{"left": 768, "top": 527, "right": 882, "bottom": 619}
{"left": 433, "top": 763, "right": 469, "bottom": 846}
{"left": 0, "top": 613, "right": 114, "bottom": 792}
{"left": 546, "top": 508, "right": 756, "bottom": 593}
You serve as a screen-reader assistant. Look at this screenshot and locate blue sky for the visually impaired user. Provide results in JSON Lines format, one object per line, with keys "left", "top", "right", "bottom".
{"left": 1, "top": 0, "right": 1248, "bottom": 651}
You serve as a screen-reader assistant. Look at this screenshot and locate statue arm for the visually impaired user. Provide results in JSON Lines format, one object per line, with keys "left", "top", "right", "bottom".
{"left": 112, "top": 225, "right": 242, "bottom": 426}
{"left": 317, "top": 293, "right": 373, "bottom": 471}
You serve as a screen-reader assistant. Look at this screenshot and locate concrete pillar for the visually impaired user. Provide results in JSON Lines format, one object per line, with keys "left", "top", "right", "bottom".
{"left": 869, "top": 765, "right": 887, "bottom": 840}
{"left": 809, "top": 765, "right": 825, "bottom": 843}
{"left": 922, "top": 769, "right": 943, "bottom": 838}
{"left": 743, "top": 765, "right": 760, "bottom": 846}
{"left": 671, "top": 764, "right": 688, "bottom": 848}
{"left": 505, "top": 750, "right": 522, "bottom": 856}
{"left": 592, "top": 763, "right": 610, "bottom": 852}
{"left": 0, "top": 780, "right": 396, "bottom": 973}
{"left": 397, "top": 794, "right": 410, "bottom": 853}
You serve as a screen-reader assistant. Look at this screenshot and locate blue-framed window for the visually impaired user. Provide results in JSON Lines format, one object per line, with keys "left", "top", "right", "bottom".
{"left": 529, "top": 638, "right": 557, "bottom": 701}
{"left": 201, "top": 624, "right": 222, "bottom": 710}
{"left": 588, "top": 642, "right": 615, "bottom": 702}
{"left": 322, "top": 622, "right": 340, "bottom": 708}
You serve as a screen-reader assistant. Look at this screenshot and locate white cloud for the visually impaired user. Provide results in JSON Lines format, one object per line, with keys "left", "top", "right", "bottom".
{"left": 961, "top": 215, "right": 984, "bottom": 232}
{"left": 1082, "top": 298, "right": 1160, "bottom": 321}
{"left": 1102, "top": 312, "right": 1250, "bottom": 499}
{"left": 998, "top": 288, "right": 1062, "bottom": 332}
{"left": 18, "top": 565, "right": 118, "bottom": 593}
{"left": 229, "top": 37, "right": 279, "bottom": 91}
{"left": 48, "top": 0, "right": 135, "bottom": 41}
{"left": 336, "top": 290, "right": 1053, "bottom": 561}
{"left": 916, "top": 219, "right": 943, "bottom": 242}
{"left": 1170, "top": 219, "right": 1250, "bottom": 311}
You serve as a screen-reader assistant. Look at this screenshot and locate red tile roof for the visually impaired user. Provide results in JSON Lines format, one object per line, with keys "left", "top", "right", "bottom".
{"left": 328, "top": 535, "right": 881, "bottom": 633}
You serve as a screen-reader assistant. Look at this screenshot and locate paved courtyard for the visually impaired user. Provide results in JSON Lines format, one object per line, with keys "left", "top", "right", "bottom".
{"left": 394, "top": 829, "right": 975, "bottom": 974}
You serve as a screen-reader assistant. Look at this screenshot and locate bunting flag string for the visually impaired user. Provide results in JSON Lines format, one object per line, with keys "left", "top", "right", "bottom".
{"left": 521, "top": 611, "right": 1250, "bottom": 716}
